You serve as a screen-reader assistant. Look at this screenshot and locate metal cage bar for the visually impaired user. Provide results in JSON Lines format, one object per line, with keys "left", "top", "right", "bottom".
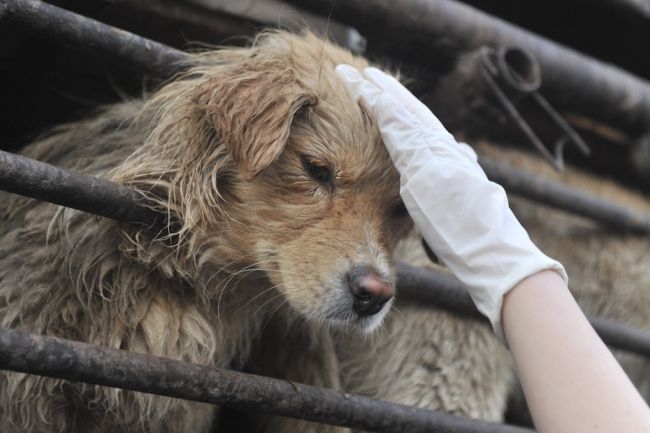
{"left": 397, "top": 263, "right": 650, "bottom": 359}
{"left": 0, "top": 326, "right": 532, "bottom": 433}
{"left": 0, "top": 149, "right": 162, "bottom": 227}
{"left": 0, "top": 0, "right": 189, "bottom": 78}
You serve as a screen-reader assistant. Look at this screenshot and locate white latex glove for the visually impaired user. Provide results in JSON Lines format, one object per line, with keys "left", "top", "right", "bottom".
{"left": 335, "top": 64, "right": 568, "bottom": 340}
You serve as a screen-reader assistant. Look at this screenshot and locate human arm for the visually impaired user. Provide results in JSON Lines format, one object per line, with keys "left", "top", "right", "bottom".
{"left": 335, "top": 64, "right": 650, "bottom": 433}
{"left": 504, "top": 270, "right": 650, "bottom": 433}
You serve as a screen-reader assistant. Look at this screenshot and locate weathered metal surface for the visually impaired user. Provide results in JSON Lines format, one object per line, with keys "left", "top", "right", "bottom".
{"left": 0, "top": 326, "right": 533, "bottom": 433}
{"left": 0, "top": 150, "right": 162, "bottom": 227}
{"left": 428, "top": 46, "right": 589, "bottom": 170}
{"left": 0, "top": 0, "right": 190, "bottom": 78}
{"left": 396, "top": 263, "right": 484, "bottom": 321}
{"left": 589, "top": 316, "right": 650, "bottom": 358}
{"left": 4, "top": 145, "right": 650, "bottom": 235}
{"left": 284, "top": 0, "right": 650, "bottom": 133}
{"left": 479, "top": 156, "right": 650, "bottom": 232}
{"left": 595, "top": 0, "right": 650, "bottom": 19}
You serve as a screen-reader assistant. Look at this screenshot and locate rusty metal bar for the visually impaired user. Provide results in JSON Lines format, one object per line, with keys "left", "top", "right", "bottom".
{"left": 396, "top": 264, "right": 483, "bottom": 321}
{"left": 0, "top": 0, "right": 190, "bottom": 78}
{"left": 0, "top": 326, "right": 532, "bottom": 433}
{"left": 0, "top": 150, "right": 162, "bottom": 227}
{"left": 428, "top": 46, "right": 590, "bottom": 171}
{"left": 4, "top": 146, "right": 650, "bottom": 235}
{"left": 479, "top": 156, "right": 650, "bottom": 232}
{"left": 284, "top": 0, "right": 650, "bottom": 133}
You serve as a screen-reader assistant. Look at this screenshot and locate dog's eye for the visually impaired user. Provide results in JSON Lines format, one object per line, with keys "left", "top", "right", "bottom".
{"left": 393, "top": 201, "right": 409, "bottom": 218}
{"left": 302, "top": 156, "right": 332, "bottom": 184}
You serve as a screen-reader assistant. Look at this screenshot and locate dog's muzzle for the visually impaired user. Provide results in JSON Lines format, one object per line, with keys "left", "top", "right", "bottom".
{"left": 346, "top": 266, "right": 394, "bottom": 317}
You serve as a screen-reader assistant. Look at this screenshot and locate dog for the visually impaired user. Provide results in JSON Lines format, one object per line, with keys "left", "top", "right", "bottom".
{"left": 1, "top": 30, "right": 496, "bottom": 433}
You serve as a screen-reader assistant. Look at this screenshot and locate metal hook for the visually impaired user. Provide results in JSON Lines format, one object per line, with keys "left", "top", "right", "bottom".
{"left": 480, "top": 46, "right": 590, "bottom": 171}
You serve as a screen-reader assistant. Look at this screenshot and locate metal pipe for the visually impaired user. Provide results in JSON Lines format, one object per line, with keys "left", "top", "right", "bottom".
{"left": 284, "top": 0, "right": 650, "bottom": 133}
{"left": 0, "top": 326, "right": 532, "bottom": 433}
{"left": 396, "top": 263, "right": 650, "bottom": 359}
{"left": 426, "top": 46, "right": 589, "bottom": 170}
{"left": 4, "top": 0, "right": 647, "bottom": 136}
{"left": 2, "top": 149, "right": 650, "bottom": 358}
{"left": 4, "top": 147, "right": 650, "bottom": 235}
{"left": 584, "top": 0, "right": 650, "bottom": 20}
{"left": 0, "top": 0, "right": 190, "bottom": 78}
{"left": 479, "top": 156, "right": 650, "bottom": 233}
{"left": 0, "top": 150, "right": 162, "bottom": 227}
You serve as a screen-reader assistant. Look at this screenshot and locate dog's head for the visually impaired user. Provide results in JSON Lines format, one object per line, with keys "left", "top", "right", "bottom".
{"left": 124, "top": 32, "right": 411, "bottom": 331}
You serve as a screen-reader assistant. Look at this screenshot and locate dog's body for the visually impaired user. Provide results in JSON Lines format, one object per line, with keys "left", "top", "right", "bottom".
{"left": 0, "top": 32, "right": 510, "bottom": 433}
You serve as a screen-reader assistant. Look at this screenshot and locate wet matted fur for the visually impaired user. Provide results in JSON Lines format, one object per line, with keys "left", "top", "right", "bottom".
{"left": 0, "top": 32, "right": 511, "bottom": 433}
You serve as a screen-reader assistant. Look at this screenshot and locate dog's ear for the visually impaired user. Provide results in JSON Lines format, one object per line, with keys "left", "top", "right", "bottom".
{"left": 197, "top": 60, "right": 318, "bottom": 180}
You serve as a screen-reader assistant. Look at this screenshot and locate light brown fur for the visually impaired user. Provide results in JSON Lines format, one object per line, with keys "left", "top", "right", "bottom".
{"left": 1, "top": 31, "right": 505, "bottom": 433}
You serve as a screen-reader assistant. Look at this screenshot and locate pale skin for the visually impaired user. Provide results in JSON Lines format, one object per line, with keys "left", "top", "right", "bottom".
{"left": 502, "top": 270, "right": 650, "bottom": 433}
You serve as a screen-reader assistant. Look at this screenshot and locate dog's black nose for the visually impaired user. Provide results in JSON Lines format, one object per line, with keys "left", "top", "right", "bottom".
{"left": 347, "top": 267, "right": 394, "bottom": 317}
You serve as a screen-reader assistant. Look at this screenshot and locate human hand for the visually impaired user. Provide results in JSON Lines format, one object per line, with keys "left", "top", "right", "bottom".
{"left": 335, "top": 64, "right": 567, "bottom": 340}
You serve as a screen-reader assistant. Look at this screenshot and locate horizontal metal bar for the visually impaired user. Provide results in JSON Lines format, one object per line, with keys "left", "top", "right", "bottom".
{"left": 0, "top": 149, "right": 162, "bottom": 227}
{"left": 592, "top": 0, "right": 650, "bottom": 19}
{"left": 479, "top": 156, "right": 650, "bottom": 233}
{"left": 0, "top": 0, "right": 190, "bottom": 78}
{"left": 396, "top": 263, "right": 650, "bottom": 359}
{"left": 0, "top": 326, "right": 532, "bottom": 433}
{"left": 5, "top": 143, "right": 650, "bottom": 235}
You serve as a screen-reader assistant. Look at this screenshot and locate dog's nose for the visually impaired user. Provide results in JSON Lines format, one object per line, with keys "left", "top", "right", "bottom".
{"left": 347, "top": 267, "right": 394, "bottom": 317}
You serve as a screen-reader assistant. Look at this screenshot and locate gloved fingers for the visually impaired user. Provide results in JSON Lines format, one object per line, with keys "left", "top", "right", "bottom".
{"left": 335, "top": 64, "right": 386, "bottom": 114}
{"left": 363, "top": 67, "right": 447, "bottom": 132}
{"left": 336, "top": 64, "right": 425, "bottom": 147}
{"left": 336, "top": 64, "right": 473, "bottom": 173}
{"left": 362, "top": 67, "right": 477, "bottom": 166}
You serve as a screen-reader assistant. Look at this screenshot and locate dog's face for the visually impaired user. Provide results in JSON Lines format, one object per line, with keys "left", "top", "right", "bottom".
{"left": 185, "top": 33, "right": 411, "bottom": 331}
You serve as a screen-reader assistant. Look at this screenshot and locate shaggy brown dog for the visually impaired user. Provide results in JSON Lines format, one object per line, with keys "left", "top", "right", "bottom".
{"left": 12, "top": 28, "right": 646, "bottom": 433}
{"left": 0, "top": 31, "right": 425, "bottom": 433}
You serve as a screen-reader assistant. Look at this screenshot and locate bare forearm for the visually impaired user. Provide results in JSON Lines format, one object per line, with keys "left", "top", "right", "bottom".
{"left": 502, "top": 271, "right": 650, "bottom": 433}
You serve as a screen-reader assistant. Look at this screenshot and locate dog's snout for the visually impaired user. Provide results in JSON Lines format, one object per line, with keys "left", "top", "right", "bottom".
{"left": 347, "top": 267, "right": 394, "bottom": 317}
